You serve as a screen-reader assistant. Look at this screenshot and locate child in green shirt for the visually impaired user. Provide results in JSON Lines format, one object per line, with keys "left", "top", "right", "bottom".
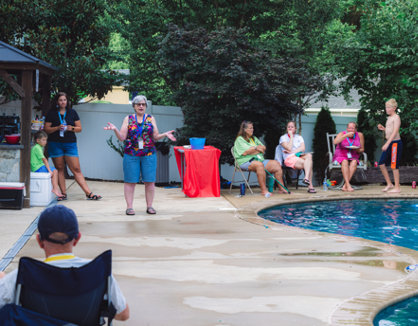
{"left": 31, "top": 131, "right": 64, "bottom": 200}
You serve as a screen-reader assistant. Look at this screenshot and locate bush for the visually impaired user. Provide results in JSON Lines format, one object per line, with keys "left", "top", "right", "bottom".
{"left": 356, "top": 108, "right": 377, "bottom": 163}
{"left": 312, "top": 106, "right": 336, "bottom": 183}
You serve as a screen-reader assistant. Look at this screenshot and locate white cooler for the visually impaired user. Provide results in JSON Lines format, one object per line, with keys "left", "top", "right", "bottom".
{"left": 30, "top": 172, "right": 54, "bottom": 206}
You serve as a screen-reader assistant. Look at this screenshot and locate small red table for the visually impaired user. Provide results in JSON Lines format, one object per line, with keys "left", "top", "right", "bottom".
{"left": 174, "top": 146, "right": 221, "bottom": 197}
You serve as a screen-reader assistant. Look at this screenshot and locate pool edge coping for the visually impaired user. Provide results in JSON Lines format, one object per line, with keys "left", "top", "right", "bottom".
{"left": 232, "top": 194, "right": 418, "bottom": 326}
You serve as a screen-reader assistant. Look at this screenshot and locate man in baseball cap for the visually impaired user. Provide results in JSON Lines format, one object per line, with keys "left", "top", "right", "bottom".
{"left": 0, "top": 205, "right": 129, "bottom": 321}
{"left": 37, "top": 205, "right": 79, "bottom": 245}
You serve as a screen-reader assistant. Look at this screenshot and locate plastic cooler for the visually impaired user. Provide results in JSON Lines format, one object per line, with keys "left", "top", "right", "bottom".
{"left": 189, "top": 138, "right": 206, "bottom": 150}
{"left": 0, "top": 182, "right": 25, "bottom": 210}
{"left": 30, "top": 172, "right": 53, "bottom": 206}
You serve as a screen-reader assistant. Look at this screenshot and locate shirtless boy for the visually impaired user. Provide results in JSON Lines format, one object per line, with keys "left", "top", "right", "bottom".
{"left": 377, "top": 98, "right": 402, "bottom": 193}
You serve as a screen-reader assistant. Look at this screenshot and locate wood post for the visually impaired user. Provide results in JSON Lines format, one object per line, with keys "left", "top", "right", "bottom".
{"left": 20, "top": 70, "right": 33, "bottom": 208}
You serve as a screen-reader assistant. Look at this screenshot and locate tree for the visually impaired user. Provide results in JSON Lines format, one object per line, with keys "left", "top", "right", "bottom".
{"left": 0, "top": 0, "right": 118, "bottom": 106}
{"left": 110, "top": 0, "right": 344, "bottom": 105}
{"left": 157, "top": 25, "right": 327, "bottom": 164}
{"left": 356, "top": 108, "right": 377, "bottom": 163}
{"left": 322, "top": 0, "right": 417, "bottom": 163}
{"left": 312, "top": 107, "right": 336, "bottom": 183}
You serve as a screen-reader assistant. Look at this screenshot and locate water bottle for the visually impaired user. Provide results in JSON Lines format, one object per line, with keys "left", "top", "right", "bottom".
{"left": 240, "top": 183, "right": 246, "bottom": 196}
{"left": 59, "top": 119, "right": 67, "bottom": 137}
{"left": 323, "top": 180, "right": 328, "bottom": 191}
{"left": 267, "top": 175, "right": 274, "bottom": 192}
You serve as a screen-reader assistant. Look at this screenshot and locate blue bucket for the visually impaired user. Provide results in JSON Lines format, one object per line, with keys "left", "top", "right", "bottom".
{"left": 189, "top": 138, "right": 206, "bottom": 150}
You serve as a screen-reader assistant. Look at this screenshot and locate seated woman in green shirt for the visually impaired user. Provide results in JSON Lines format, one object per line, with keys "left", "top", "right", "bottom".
{"left": 233, "top": 121, "right": 285, "bottom": 197}
{"left": 31, "top": 131, "right": 64, "bottom": 200}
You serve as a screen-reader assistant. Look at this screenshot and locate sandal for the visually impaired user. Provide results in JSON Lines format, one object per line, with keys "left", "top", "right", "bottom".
{"left": 307, "top": 188, "right": 317, "bottom": 193}
{"left": 303, "top": 179, "right": 310, "bottom": 185}
{"left": 86, "top": 192, "right": 102, "bottom": 200}
{"left": 146, "top": 207, "right": 157, "bottom": 214}
{"left": 125, "top": 208, "right": 135, "bottom": 215}
{"left": 56, "top": 195, "right": 66, "bottom": 201}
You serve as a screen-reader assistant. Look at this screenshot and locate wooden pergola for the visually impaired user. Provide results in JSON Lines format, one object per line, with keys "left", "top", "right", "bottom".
{"left": 0, "top": 41, "right": 57, "bottom": 207}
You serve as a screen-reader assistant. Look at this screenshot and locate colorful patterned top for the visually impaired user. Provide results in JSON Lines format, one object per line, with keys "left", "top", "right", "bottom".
{"left": 124, "top": 114, "right": 156, "bottom": 156}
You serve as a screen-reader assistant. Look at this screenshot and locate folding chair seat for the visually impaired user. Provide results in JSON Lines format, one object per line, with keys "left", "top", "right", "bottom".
{"left": 325, "top": 132, "right": 368, "bottom": 189}
{"left": 15, "top": 250, "right": 115, "bottom": 326}
{"left": 274, "top": 145, "right": 301, "bottom": 189}
{"left": 229, "top": 146, "right": 254, "bottom": 194}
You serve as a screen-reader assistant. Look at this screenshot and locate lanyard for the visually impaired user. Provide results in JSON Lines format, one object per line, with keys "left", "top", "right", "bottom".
{"left": 44, "top": 254, "right": 75, "bottom": 263}
{"left": 58, "top": 110, "right": 67, "bottom": 124}
{"left": 134, "top": 114, "right": 146, "bottom": 138}
{"left": 347, "top": 132, "right": 356, "bottom": 147}
{"left": 249, "top": 138, "right": 256, "bottom": 145}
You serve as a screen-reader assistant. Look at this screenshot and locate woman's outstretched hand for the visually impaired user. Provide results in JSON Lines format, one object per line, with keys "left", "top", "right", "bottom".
{"left": 165, "top": 130, "right": 176, "bottom": 141}
{"left": 104, "top": 122, "right": 116, "bottom": 131}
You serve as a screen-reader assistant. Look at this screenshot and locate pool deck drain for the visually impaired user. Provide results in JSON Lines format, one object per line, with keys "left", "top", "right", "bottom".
{"left": 0, "top": 181, "right": 417, "bottom": 325}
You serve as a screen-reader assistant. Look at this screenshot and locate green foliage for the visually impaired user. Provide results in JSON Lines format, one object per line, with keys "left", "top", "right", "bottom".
{"left": 312, "top": 107, "right": 336, "bottom": 182}
{"left": 0, "top": 0, "right": 118, "bottom": 105}
{"left": 322, "top": 0, "right": 417, "bottom": 163}
{"left": 110, "top": 0, "right": 344, "bottom": 105}
{"left": 158, "top": 25, "right": 319, "bottom": 164}
{"left": 356, "top": 108, "right": 377, "bottom": 162}
{"left": 106, "top": 135, "right": 124, "bottom": 157}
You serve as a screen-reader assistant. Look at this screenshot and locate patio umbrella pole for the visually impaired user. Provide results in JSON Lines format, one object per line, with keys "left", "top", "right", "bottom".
{"left": 264, "top": 169, "right": 291, "bottom": 194}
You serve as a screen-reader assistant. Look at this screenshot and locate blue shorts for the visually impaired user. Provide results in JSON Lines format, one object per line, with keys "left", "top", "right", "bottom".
{"left": 123, "top": 153, "right": 157, "bottom": 183}
{"left": 240, "top": 159, "right": 269, "bottom": 170}
{"left": 378, "top": 139, "right": 403, "bottom": 169}
{"left": 48, "top": 141, "right": 79, "bottom": 158}
{"left": 35, "top": 166, "right": 56, "bottom": 173}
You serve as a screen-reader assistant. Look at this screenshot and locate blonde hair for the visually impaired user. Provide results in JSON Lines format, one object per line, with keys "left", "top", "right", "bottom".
{"left": 386, "top": 98, "right": 398, "bottom": 108}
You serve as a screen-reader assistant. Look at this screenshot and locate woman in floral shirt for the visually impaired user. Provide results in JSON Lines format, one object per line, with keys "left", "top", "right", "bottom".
{"left": 105, "top": 95, "right": 176, "bottom": 215}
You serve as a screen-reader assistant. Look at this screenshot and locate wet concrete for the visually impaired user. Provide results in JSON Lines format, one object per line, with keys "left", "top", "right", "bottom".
{"left": 0, "top": 181, "right": 417, "bottom": 325}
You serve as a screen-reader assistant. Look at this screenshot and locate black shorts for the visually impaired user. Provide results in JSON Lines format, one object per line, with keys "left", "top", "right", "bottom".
{"left": 378, "top": 140, "right": 402, "bottom": 169}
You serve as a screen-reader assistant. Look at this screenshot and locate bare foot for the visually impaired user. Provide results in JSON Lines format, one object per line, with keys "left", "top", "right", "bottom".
{"left": 382, "top": 185, "right": 394, "bottom": 192}
{"left": 388, "top": 188, "right": 401, "bottom": 193}
{"left": 52, "top": 189, "right": 63, "bottom": 197}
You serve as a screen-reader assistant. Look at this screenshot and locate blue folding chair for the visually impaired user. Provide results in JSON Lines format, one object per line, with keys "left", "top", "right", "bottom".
{"left": 14, "top": 250, "right": 116, "bottom": 326}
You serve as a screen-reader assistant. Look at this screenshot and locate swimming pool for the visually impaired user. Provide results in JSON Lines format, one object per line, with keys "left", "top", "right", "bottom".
{"left": 258, "top": 198, "right": 418, "bottom": 250}
{"left": 258, "top": 198, "right": 418, "bottom": 326}
{"left": 373, "top": 295, "right": 418, "bottom": 326}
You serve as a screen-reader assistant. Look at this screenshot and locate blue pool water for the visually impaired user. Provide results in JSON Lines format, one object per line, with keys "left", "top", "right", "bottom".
{"left": 258, "top": 198, "right": 418, "bottom": 326}
{"left": 258, "top": 198, "right": 418, "bottom": 250}
{"left": 373, "top": 296, "right": 418, "bottom": 326}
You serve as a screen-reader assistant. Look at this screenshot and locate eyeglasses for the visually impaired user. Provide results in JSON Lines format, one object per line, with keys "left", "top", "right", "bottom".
{"left": 135, "top": 103, "right": 147, "bottom": 106}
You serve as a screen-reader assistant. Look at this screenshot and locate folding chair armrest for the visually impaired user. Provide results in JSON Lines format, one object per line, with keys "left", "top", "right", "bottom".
{"left": 360, "top": 152, "right": 368, "bottom": 170}
{"left": 327, "top": 151, "right": 333, "bottom": 164}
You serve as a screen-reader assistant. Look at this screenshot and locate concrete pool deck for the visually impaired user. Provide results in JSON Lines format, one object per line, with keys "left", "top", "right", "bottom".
{"left": 1, "top": 181, "right": 417, "bottom": 325}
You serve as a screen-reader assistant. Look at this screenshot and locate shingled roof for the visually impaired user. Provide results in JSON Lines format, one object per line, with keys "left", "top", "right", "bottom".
{"left": 0, "top": 41, "right": 57, "bottom": 73}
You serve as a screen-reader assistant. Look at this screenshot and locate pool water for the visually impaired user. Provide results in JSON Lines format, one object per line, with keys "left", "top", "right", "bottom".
{"left": 258, "top": 198, "right": 418, "bottom": 326}
{"left": 258, "top": 199, "right": 418, "bottom": 250}
{"left": 373, "top": 296, "right": 418, "bottom": 326}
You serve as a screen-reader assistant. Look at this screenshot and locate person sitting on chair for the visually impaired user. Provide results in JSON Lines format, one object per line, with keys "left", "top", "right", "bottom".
{"left": 233, "top": 120, "right": 286, "bottom": 197}
{"left": 0, "top": 205, "right": 130, "bottom": 321}
{"left": 279, "top": 121, "right": 316, "bottom": 193}
{"left": 333, "top": 122, "right": 365, "bottom": 192}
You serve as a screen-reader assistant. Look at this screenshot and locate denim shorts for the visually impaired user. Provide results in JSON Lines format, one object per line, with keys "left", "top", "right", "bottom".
{"left": 48, "top": 141, "right": 79, "bottom": 158}
{"left": 123, "top": 153, "right": 157, "bottom": 183}
{"left": 240, "top": 159, "right": 269, "bottom": 170}
{"left": 35, "top": 166, "right": 56, "bottom": 173}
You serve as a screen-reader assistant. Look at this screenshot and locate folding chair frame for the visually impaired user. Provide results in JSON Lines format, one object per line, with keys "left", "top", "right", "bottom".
{"left": 229, "top": 146, "right": 254, "bottom": 194}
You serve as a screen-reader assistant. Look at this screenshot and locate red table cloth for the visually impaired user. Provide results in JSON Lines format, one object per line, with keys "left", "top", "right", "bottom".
{"left": 174, "top": 146, "right": 221, "bottom": 197}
